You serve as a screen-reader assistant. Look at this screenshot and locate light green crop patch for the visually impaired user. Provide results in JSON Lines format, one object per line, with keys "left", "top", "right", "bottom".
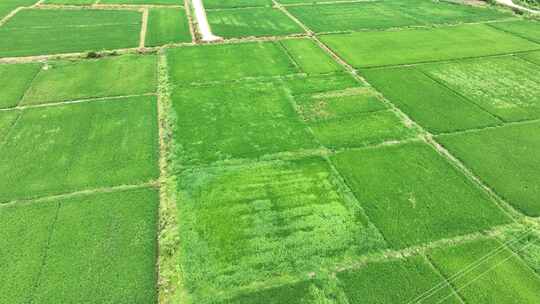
{"left": 0, "top": 201, "right": 58, "bottom": 304}
{"left": 0, "top": 96, "right": 159, "bottom": 203}
{"left": 207, "top": 7, "right": 304, "bottom": 38}
{"left": 0, "top": 110, "right": 20, "bottom": 142}
{"left": 520, "top": 50, "right": 540, "bottom": 64}
{"left": 0, "top": 9, "right": 141, "bottom": 58}
{"left": 362, "top": 66, "right": 501, "bottom": 134}
{"left": 22, "top": 54, "right": 157, "bottom": 105}
{"left": 489, "top": 20, "right": 540, "bottom": 43}
{"left": 167, "top": 42, "right": 298, "bottom": 84}
{"left": 146, "top": 8, "right": 192, "bottom": 47}
{"left": 31, "top": 188, "right": 159, "bottom": 304}
{"left": 171, "top": 81, "right": 317, "bottom": 166}
{"left": 203, "top": 0, "right": 272, "bottom": 8}
{"left": 422, "top": 56, "right": 540, "bottom": 122}
{"left": 0, "top": 63, "right": 41, "bottom": 109}
{"left": 176, "top": 157, "right": 385, "bottom": 302}
{"left": 99, "top": 0, "right": 181, "bottom": 4}
{"left": 279, "top": 39, "right": 342, "bottom": 75}
{"left": 320, "top": 24, "right": 540, "bottom": 68}
{"left": 44, "top": 0, "right": 95, "bottom": 4}
{"left": 218, "top": 281, "right": 329, "bottom": 304}
{"left": 429, "top": 238, "right": 540, "bottom": 304}
{"left": 437, "top": 121, "right": 540, "bottom": 217}
{"left": 496, "top": 225, "right": 540, "bottom": 274}
{"left": 331, "top": 142, "right": 511, "bottom": 249}
{"left": 337, "top": 255, "right": 461, "bottom": 304}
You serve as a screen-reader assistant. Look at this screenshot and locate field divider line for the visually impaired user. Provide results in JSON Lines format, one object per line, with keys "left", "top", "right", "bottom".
{"left": 276, "top": 41, "right": 303, "bottom": 73}
{"left": 485, "top": 21, "right": 540, "bottom": 45}
{"left": 0, "top": 111, "right": 23, "bottom": 149}
{"left": 273, "top": 0, "right": 313, "bottom": 35}
{"left": 423, "top": 254, "right": 468, "bottom": 304}
{"left": 435, "top": 117, "right": 540, "bottom": 137}
{"left": 0, "top": 182, "right": 158, "bottom": 208}
{"left": 139, "top": 8, "right": 149, "bottom": 49}
{"left": 184, "top": 0, "right": 197, "bottom": 43}
{"left": 0, "top": 92, "right": 156, "bottom": 112}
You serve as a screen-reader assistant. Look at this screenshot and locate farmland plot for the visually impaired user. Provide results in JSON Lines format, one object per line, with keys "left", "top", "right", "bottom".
{"left": 336, "top": 255, "right": 461, "bottom": 303}
{"left": 176, "top": 157, "right": 385, "bottom": 302}
{"left": 21, "top": 54, "right": 157, "bottom": 105}
{"left": 331, "top": 142, "right": 511, "bottom": 248}
{"left": 207, "top": 7, "right": 304, "bottom": 38}
{"left": 489, "top": 20, "right": 540, "bottom": 43}
{"left": 520, "top": 50, "right": 540, "bottom": 64}
{"left": 320, "top": 24, "right": 540, "bottom": 68}
{"left": 279, "top": 39, "right": 342, "bottom": 75}
{"left": 0, "top": 96, "right": 159, "bottom": 202}
{"left": 362, "top": 66, "right": 502, "bottom": 133}
{"left": 0, "top": 9, "right": 141, "bottom": 57}
{"left": 218, "top": 281, "right": 326, "bottom": 304}
{"left": 0, "top": 111, "right": 20, "bottom": 142}
{"left": 0, "top": 188, "right": 159, "bottom": 304}
{"left": 429, "top": 238, "right": 540, "bottom": 303}
{"left": 422, "top": 56, "right": 540, "bottom": 122}
{"left": 203, "top": 0, "right": 273, "bottom": 9}
{"left": 100, "top": 0, "right": 181, "bottom": 4}
{"left": 0, "top": 63, "right": 41, "bottom": 108}
{"left": 437, "top": 121, "right": 540, "bottom": 217}
{"left": 146, "top": 8, "right": 192, "bottom": 46}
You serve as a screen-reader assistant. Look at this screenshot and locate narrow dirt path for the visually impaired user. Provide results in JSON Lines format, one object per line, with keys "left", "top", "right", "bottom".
{"left": 191, "top": 0, "right": 221, "bottom": 41}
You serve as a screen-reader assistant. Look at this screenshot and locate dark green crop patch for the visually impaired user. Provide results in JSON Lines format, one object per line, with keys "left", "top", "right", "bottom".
{"left": 0, "top": 9, "right": 142, "bottom": 58}
{"left": 337, "top": 255, "right": 461, "bottom": 304}
{"left": 167, "top": 42, "right": 298, "bottom": 84}
{"left": 219, "top": 281, "right": 329, "bottom": 304}
{"left": 429, "top": 238, "right": 540, "bottom": 304}
{"left": 331, "top": 142, "right": 511, "bottom": 249}
{"left": 176, "top": 157, "right": 385, "bottom": 302}
{"left": 489, "top": 20, "right": 540, "bottom": 44}
{"left": 279, "top": 39, "right": 342, "bottom": 75}
{"left": 422, "top": 56, "right": 540, "bottom": 122}
{"left": 320, "top": 24, "right": 540, "bottom": 68}
{"left": 207, "top": 7, "right": 304, "bottom": 38}
{"left": 437, "top": 121, "right": 540, "bottom": 217}
{"left": 22, "top": 54, "right": 157, "bottom": 105}
{"left": 0, "top": 63, "right": 41, "bottom": 109}
{"left": 203, "top": 0, "right": 272, "bottom": 9}
{"left": 362, "top": 66, "right": 502, "bottom": 134}
{"left": 171, "top": 81, "right": 317, "bottom": 165}
{"left": 0, "top": 96, "right": 159, "bottom": 203}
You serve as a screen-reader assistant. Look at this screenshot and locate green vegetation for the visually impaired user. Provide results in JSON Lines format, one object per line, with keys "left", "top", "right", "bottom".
{"left": 0, "top": 9, "right": 141, "bottom": 57}
{"left": 0, "top": 110, "right": 20, "bottom": 142}
{"left": 0, "top": 63, "right": 41, "bottom": 108}
{"left": 279, "top": 39, "right": 341, "bottom": 74}
{"left": 0, "top": 96, "right": 159, "bottom": 202}
{"left": 496, "top": 225, "right": 540, "bottom": 274}
{"left": 320, "top": 24, "right": 540, "bottom": 68}
{"left": 219, "top": 281, "right": 327, "bottom": 304}
{"left": 146, "top": 8, "right": 192, "bottom": 47}
{"left": 176, "top": 157, "right": 385, "bottom": 301}
{"left": 44, "top": 0, "right": 96, "bottom": 4}
{"left": 429, "top": 238, "right": 540, "bottom": 303}
{"left": 520, "top": 50, "right": 540, "bottom": 64}
{"left": 22, "top": 55, "right": 157, "bottom": 105}
{"left": 204, "top": 0, "right": 272, "bottom": 8}
{"left": 0, "top": 0, "right": 37, "bottom": 19}
{"left": 362, "top": 66, "right": 502, "bottom": 133}
{"left": 207, "top": 7, "right": 304, "bottom": 38}
{"left": 287, "top": 0, "right": 511, "bottom": 32}
{"left": 276, "top": 72, "right": 357, "bottom": 95}
{"left": 167, "top": 42, "right": 297, "bottom": 84}
{"left": 100, "top": 0, "right": 180, "bottom": 4}
{"left": 171, "top": 81, "right": 316, "bottom": 165}
{"left": 489, "top": 20, "right": 540, "bottom": 43}
{"left": 423, "top": 56, "right": 540, "bottom": 122}
{"left": 437, "top": 121, "right": 540, "bottom": 216}
{"left": 0, "top": 188, "right": 159, "bottom": 303}
{"left": 331, "top": 142, "right": 510, "bottom": 249}
{"left": 337, "top": 255, "right": 460, "bottom": 303}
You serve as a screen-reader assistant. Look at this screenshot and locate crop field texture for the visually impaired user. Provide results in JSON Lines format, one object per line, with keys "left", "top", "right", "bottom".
{"left": 2, "top": 0, "right": 540, "bottom": 303}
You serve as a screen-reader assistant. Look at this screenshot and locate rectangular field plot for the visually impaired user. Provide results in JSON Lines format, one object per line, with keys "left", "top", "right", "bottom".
{"left": 146, "top": 8, "right": 191, "bottom": 46}
{"left": 0, "top": 9, "right": 141, "bottom": 58}
{"left": 320, "top": 24, "right": 540, "bottom": 68}
{"left": 22, "top": 54, "right": 157, "bottom": 105}
{"left": 176, "top": 157, "right": 385, "bottom": 301}
{"left": 219, "top": 281, "right": 327, "bottom": 304}
{"left": 422, "top": 56, "right": 540, "bottom": 122}
{"left": 286, "top": 0, "right": 510, "bottom": 33}
{"left": 204, "top": 0, "right": 272, "bottom": 8}
{"left": 0, "top": 201, "right": 57, "bottom": 304}
{"left": 336, "top": 256, "right": 461, "bottom": 304}
{"left": 0, "top": 96, "right": 159, "bottom": 203}
{"left": 362, "top": 66, "right": 502, "bottom": 133}
{"left": 437, "top": 121, "right": 540, "bottom": 217}
{"left": 43, "top": 0, "right": 96, "bottom": 4}
{"left": 32, "top": 188, "right": 158, "bottom": 304}
{"left": 279, "top": 39, "right": 341, "bottom": 75}
{"left": 171, "top": 81, "right": 317, "bottom": 165}
{"left": 207, "top": 7, "right": 304, "bottom": 38}
{"left": 100, "top": 0, "right": 181, "bottom": 4}
{"left": 167, "top": 42, "right": 298, "bottom": 84}
{"left": 0, "top": 63, "right": 41, "bottom": 109}
{"left": 489, "top": 20, "right": 540, "bottom": 43}
{"left": 429, "top": 238, "right": 540, "bottom": 303}
{"left": 331, "top": 142, "right": 511, "bottom": 249}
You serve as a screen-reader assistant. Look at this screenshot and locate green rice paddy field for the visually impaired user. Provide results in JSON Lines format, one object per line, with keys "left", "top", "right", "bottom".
{"left": 1, "top": 0, "right": 540, "bottom": 303}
